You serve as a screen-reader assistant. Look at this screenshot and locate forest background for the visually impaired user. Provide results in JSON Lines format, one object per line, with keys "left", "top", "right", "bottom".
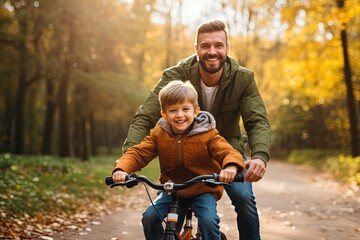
{"left": 0, "top": 0, "right": 359, "bottom": 238}
{"left": 0, "top": 0, "right": 359, "bottom": 168}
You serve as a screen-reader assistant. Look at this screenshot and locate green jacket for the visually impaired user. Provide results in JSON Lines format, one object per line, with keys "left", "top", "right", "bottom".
{"left": 122, "top": 54, "right": 271, "bottom": 164}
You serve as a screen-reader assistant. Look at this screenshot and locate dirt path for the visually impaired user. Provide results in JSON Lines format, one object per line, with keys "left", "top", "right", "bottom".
{"left": 54, "top": 160, "right": 360, "bottom": 240}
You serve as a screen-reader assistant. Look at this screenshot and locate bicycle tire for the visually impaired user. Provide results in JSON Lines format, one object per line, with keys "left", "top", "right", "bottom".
{"left": 161, "top": 236, "right": 179, "bottom": 240}
{"left": 191, "top": 232, "right": 227, "bottom": 240}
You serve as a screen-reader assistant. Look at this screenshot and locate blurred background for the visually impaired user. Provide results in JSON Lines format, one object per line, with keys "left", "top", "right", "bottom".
{"left": 0, "top": 0, "right": 359, "bottom": 159}
{"left": 0, "top": 1, "right": 359, "bottom": 238}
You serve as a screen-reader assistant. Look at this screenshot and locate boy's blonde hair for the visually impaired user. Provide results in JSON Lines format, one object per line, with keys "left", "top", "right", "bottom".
{"left": 159, "top": 80, "right": 199, "bottom": 111}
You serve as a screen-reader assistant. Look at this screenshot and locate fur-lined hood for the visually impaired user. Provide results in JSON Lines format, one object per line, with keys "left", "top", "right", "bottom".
{"left": 157, "top": 111, "right": 216, "bottom": 136}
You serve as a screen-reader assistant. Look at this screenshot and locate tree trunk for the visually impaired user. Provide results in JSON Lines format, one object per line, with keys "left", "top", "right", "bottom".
{"left": 72, "top": 78, "right": 93, "bottom": 161}
{"left": 164, "top": 7, "right": 172, "bottom": 69}
{"left": 13, "top": 18, "right": 28, "bottom": 154}
{"left": 58, "top": 22, "right": 76, "bottom": 157}
{"left": 13, "top": 4, "right": 43, "bottom": 154}
{"left": 73, "top": 90, "right": 90, "bottom": 161}
{"left": 58, "top": 65, "right": 71, "bottom": 157}
{"left": 80, "top": 115, "right": 90, "bottom": 161}
{"left": 337, "top": 0, "right": 360, "bottom": 157}
{"left": 42, "top": 77, "right": 57, "bottom": 155}
{"left": 1, "top": 100, "right": 13, "bottom": 152}
{"left": 89, "top": 112, "right": 98, "bottom": 156}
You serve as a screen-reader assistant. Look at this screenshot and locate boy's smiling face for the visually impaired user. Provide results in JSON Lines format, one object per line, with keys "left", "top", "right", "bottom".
{"left": 161, "top": 101, "right": 200, "bottom": 135}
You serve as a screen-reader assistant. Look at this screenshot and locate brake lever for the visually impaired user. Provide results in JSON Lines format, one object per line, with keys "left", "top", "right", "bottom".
{"left": 203, "top": 179, "right": 231, "bottom": 188}
{"left": 124, "top": 179, "right": 139, "bottom": 188}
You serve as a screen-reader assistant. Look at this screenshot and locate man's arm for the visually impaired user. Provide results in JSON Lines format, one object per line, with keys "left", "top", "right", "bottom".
{"left": 238, "top": 70, "right": 271, "bottom": 182}
{"left": 122, "top": 91, "right": 162, "bottom": 153}
{"left": 239, "top": 70, "right": 271, "bottom": 164}
{"left": 122, "top": 68, "right": 183, "bottom": 154}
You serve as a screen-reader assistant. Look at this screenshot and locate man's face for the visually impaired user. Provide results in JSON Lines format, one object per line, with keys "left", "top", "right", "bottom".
{"left": 195, "top": 31, "right": 229, "bottom": 74}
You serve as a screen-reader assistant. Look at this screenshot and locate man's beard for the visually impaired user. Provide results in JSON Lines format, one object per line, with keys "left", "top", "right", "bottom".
{"left": 198, "top": 54, "right": 226, "bottom": 74}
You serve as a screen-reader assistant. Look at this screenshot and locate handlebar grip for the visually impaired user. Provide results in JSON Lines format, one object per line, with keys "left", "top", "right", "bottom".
{"left": 105, "top": 175, "right": 132, "bottom": 186}
{"left": 233, "top": 173, "right": 244, "bottom": 182}
{"left": 105, "top": 176, "right": 114, "bottom": 185}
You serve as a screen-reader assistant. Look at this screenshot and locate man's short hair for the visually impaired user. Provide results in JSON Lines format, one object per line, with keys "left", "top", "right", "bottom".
{"left": 195, "top": 19, "right": 228, "bottom": 44}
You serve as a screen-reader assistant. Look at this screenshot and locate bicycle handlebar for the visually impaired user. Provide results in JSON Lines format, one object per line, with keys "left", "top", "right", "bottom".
{"left": 105, "top": 173, "right": 244, "bottom": 190}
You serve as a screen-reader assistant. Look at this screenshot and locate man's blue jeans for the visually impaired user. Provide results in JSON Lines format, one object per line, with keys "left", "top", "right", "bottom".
{"left": 142, "top": 192, "right": 221, "bottom": 240}
{"left": 225, "top": 179, "right": 261, "bottom": 240}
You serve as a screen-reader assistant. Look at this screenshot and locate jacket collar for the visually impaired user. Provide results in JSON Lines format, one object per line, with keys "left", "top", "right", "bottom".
{"left": 157, "top": 111, "right": 216, "bottom": 137}
{"left": 184, "top": 55, "right": 235, "bottom": 112}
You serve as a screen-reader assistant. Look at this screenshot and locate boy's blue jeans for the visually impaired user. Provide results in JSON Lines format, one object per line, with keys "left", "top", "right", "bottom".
{"left": 142, "top": 192, "right": 221, "bottom": 240}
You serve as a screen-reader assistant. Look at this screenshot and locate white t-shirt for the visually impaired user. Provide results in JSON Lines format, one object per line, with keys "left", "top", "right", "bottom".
{"left": 200, "top": 79, "right": 219, "bottom": 112}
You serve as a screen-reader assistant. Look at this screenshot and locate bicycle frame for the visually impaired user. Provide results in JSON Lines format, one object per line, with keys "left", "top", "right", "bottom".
{"left": 162, "top": 187, "right": 199, "bottom": 240}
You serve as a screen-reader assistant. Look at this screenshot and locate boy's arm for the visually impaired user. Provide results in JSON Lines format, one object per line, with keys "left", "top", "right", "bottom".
{"left": 208, "top": 130, "right": 246, "bottom": 180}
{"left": 115, "top": 132, "right": 159, "bottom": 174}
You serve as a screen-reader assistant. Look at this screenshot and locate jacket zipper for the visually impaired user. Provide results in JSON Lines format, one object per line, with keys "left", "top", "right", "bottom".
{"left": 177, "top": 136, "right": 184, "bottom": 166}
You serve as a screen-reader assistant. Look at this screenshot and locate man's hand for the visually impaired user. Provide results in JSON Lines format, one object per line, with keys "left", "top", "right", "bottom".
{"left": 245, "top": 159, "right": 266, "bottom": 182}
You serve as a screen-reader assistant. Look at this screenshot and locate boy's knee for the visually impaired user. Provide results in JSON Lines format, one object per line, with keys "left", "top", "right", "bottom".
{"left": 199, "top": 215, "right": 219, "bottom": 228}
{"left": 142, "top": 207, "right": 156, "bottom": 222}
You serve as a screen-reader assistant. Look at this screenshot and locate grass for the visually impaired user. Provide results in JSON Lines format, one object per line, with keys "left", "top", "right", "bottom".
{"left": 0, "top": 153, "right": 160, "bottom": 239}
{"left": 0, "top": 154, "right": 108, "bottom": 215}
{"left": 0, "top": 153, "right": 161, "bottom": 215}
{"left": 286, "top": 149, "right": 360, "bottom": 185}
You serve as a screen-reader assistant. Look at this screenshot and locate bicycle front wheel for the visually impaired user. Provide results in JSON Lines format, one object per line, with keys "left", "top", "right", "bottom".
{"left": 162, "top": 233, "right": 181, "bottom": 240}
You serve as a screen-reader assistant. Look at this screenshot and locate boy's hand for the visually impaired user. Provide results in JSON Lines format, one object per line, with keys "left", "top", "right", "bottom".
{"left": 112, "top": 170, "right": 128, "bottom": 183}
{"left": 219, "top": 165, "right": 238, "bottom": 183}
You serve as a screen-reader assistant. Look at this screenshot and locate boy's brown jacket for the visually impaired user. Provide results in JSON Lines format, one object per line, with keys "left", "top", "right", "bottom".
{"left": 114, "top": 111, "right": 245, "bottom": 200}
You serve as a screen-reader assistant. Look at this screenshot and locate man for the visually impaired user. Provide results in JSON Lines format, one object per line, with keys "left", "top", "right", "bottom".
{"left": 122, "top": 19, "right": 271, "bottom": 240}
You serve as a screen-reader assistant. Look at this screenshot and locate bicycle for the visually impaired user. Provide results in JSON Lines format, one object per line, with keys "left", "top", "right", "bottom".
{"left": 105, "top": 173, "right": 244, "bottom": 240}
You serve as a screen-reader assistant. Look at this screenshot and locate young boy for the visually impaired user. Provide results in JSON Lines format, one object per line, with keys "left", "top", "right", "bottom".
{"left": 112, "top": 80, "right": 245, "bottom": 240}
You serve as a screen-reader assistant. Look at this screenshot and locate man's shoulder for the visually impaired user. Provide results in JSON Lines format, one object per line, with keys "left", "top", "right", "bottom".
{"left": 162, "top": 55, "right": 197, "bottom": 80}
{"left": 227, "top": 56, "right": 254, "bottom": 76}
{"left": 177, "top": 54, "right": 197, "bottom": 66}
{"left": 164, "top": 55, "right": 196, "bottom": 71}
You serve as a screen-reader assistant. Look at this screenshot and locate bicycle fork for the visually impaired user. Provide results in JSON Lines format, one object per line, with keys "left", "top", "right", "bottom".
{"left": 164, "top": 202, "right": 196, "bottom": 240}
{"left": 164, "top": 199, "right": 182, "bottom": 240}
{"left": 182, "top": 208, "right": 194, "bottom": 239}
